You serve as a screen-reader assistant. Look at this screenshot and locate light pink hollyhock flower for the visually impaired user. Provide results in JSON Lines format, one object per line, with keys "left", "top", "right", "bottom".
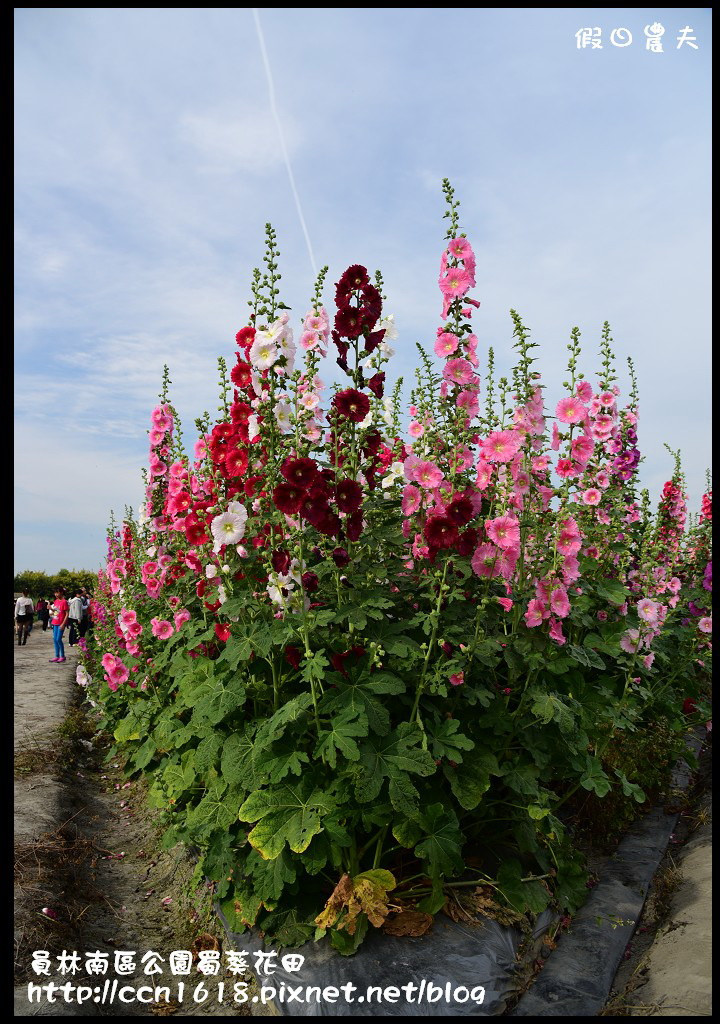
{"left": 637, "top": 599, "right": 660, "bottom": 625}
{"left": 620, "top": 629, "right": 641, "bottom": 653}
{"left": 410, "top": 460, "right": 444, "bottom": 490}
{"left": 457, "top": 389, "right": 479, "bottom": 421}
{"left": 401, "top": 484, "right": 422, "bottom": 516}
{"left": 642, "top": 653, "right": 655, "bottom": 670}
{"left": 475, "top": 460, "right": 493, "bottom": 491}
{"left": 465, "top": 333, "right": 479, "bottom": 367}
{"left": 471, "top": 543, "right": 502, "bottom": 578}
{"left": 556, "top": 396, "right": 587, "bottom": 424}
{"left": 449, "top": 671, "right": 465, "bottom": 686}
{"left": 300, "top": 330, "right": 320, "bottom": 350}
{"left": 562, "top": 555, "right": 581, "bottom": 584}
{"left": 151, "top": 618, "right": 174, "bottom": 640}
{"left": 194, "top": 437, "right": 208, "bottom": 460}
{"left": 583, "top": 488, "right": 602, "bottom": 506}
{"left": 550, "top": 587, "right": 571, "bottom": 618}
{"left": 211, "top": 508, "right": 248, "bottom": 551}
{"left": 596, "top": 508, "right": 611, "bottom": 525}
{"left": 174, "top": 609, "right": 191, "bottom": 630}
{"left": 556, "top": 517, "right": 582, "bottom": 556}
{"left": 576, "top": 380, "right": 593, "bottom": 402}
{"left": 532, "top": 455, "right": 550, "bottom": 473}
{"left": 452, "top": 445, "right": 475, "bottom": 472}
{"left": 667, "top": 577, "right": 682, "bottom": 594}
{"left": 442, "top": 358, "right": 474, "bottom": 386}
{"left": 434, "top": 332, "right": 459, "bottom": 358}
{"left": 668, "top": 595, "right": 680, "bottom": 609}
{"left": 482, "top": 430, "right": 523, "bottom": 464}
{"left": 596, "top": 471, "right": 610, "bottom": 490}
{"left": 498, "top": 547, "right": 519, "bottom": 581}
{"left": 486, "top": 514, "right": 520, "bottom": 551}
{"left": 698, "top": 617, "right": 712, "bottom": 633}
{"left": 497, "top": 597, "right": 514, "bottom": 612}
{"left": 600, "top": 391, "right": 616, "bottom": 407}
{"left": 548, "top": 618, "right": 566, "bottom": 645}
{"left": 524, "top": 599, "right": 546, "bottom": 628}
{"left": 592, "top": 414, "right": 615, "bottom": 440}
{"left": 408, "top": 421, "right": 424, "bottom": 439}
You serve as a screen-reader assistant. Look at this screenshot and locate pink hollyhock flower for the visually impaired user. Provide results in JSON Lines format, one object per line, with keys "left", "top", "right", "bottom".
{"left": 562, "top": 555, "right": 581, "bottom": 584}
{"left": 498, "top": 547, "right": 520, "bottom": 581}
{"left": 151, "top": 404, "right": 174, "bottom": 432}
{"left": 667, "top": 577, "right": 682, "bottom": 594}
{"left": 482, "top": 430, "right": 523, "bottom": 464}
{"left": 698, "top": 617, "right": 712, "bottom": 633}
{"left": 532, "top": 455, "right": 550, "bottom": 473}
{"left": 600, "top": 391, "right": 616, "bottom": 407}
{"left": 101, "top": 653, "right": 117, "bottom": 673}
{"left": 127, "top": 621, "right": 143, "bottom": 638}
{"left": 174, "top": 609, "right": 191, "bottom": 630}
{"left": 439, "top": 266, "right": 471, "bottom": 303}
{"left": 549, "top": 618, "right": 566, "bottom": 645}
{"left": 551, "top": 422, "right": 561, "bottom": 451}
{"left": 642, "top": 653, "right": 655, "bottom": 670}
{"left": 457, "top": 389, "right": 479, "bottom": 421}
{"left": 596, "top": 471, "right": 610, "bottom": 490}
{"left": 401, "top": 484, "right": 422, "bottom": 516}
{"left": 497, "top": 597, "right": 514, "bottom": 611}
{"left": 550, "top": 587, "right": 571, "bottom": 618}
{"left": 620, "top": 628, "right": 641, "bottom": 653}
{"left": 146, "top": 579, "right": 162, "bottom": 599}
{"left": 475, "top": 459, "right": 493, "bottom": 491}
{"left": 471, "top": 543, "right": 502, "bottom": 578}
{"left": 151, "top": 618, "right": 174, "bottom": 640}
{"left": 592, "top": 414, "right": 615, "bottom": 440}
{"left": 571, "top": 435, "right": 595, "bottom": 463}
{"left": 119, "top": 608, "right": 137, "bottom": 628}
{"left": 410, "top": 460, "right": 444, "bottom": 490}
{"left": 556, "top": 458, "right": 579, "bottom": 479}
{"left": 637, "top": 599, "right": 660, "bottom": 625}
{"left": 443, "top": 358, "right": 474, "bottom": 386}
{"left": 524, "top": 599, "right": 546, "bottom": 628}
{"left": 408, "top": 421, "right": 425, "bottom": 439}
{"left": 446, "top": 236, "right": 474, "bottom": 262}
{"left": 449, "top": 671, "right": 465, "bottom": 687}
{"left": 597, "top": 610, "right": 608, "bottom": 622}
{"left": 486, "top": 514, "right": 520, "bottom": 550}
{"left": 583, "top": 488, "right": 602, "bottom": 506}
{"left": 556, "top": 518, "right": 582, "bottom": 556}
{"left": 576, "top": 380, "right": 593, "bottom": 402}
{"left": 556, "top": 396, "right": 587, "bottom": 424}
{"left": 434, "top": 332, "right": 459, "bottom": 357}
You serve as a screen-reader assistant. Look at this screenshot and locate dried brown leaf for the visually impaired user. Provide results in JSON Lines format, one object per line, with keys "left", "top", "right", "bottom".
{"left": 382, "top": 910, "right": 433, "bottom": 937}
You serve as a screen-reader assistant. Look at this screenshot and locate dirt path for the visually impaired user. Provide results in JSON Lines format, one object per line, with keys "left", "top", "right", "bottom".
{"left": 14, "top": 626, "right": 254, "bottom": 1017}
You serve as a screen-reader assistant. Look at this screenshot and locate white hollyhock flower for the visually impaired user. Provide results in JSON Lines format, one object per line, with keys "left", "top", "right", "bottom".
{"left": 378, "top": 314, "right": 398, "bottom": 341}
{"left": 275, "top": 402, "right": 293, "bottom": 432}
{"left": 211, "top": 508, "right": 248, "bottom": 552}
{"left": 247, "top": 415, "right": 260, "bottom": 441}
{"left": 249, "top": 331, "right": 279, "bottom": 370}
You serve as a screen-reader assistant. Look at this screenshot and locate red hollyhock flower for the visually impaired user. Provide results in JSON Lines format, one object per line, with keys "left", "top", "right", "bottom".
{"left": 447, "top": 496, "right": 475, "bottom": 526}
{"left": 231, "top": 360, "right": 253, "bottom": 389}
{"left": 367, "top": 372, "right": 385, "bottom": 398}
{"left": 230, "top": 400, "right": 252, "bottom": 425}
{"left": 333, "top": 389, "right": 370, "bottom": 423}
{"left": 301, "top": 571, "right": 319, "bottom": 593}
{"left": 335, "top": 306, "right": 368, "bottom": 339}
{"left": 363, "top": 328, "right": 386, "bottom": 354}
{"left": 362, "top": 430, "right": 383, "bottom": 456}
{"left": 272, "top": 549, "right": 292, "bottom": 574}
{"left": 332, "top": 547, "right": 350, "bottom": 567}
{"left": 335, "top": 479, "right": 363, "bottom": 514}
{"left": 214, "top": 623, "right": 231, "bottom": 644}
{"left": 336, "top": 264, "right": 370, "bottom": 300}
{"left": 212, "top": 422, "right": 234, "bottom": 443}
{"left": 273, "top": 483, "right": 305, "bottom": 516}
{"left": 280, "top": 457, "right": 319, "bottom": 487}
{"left": 316, "top": 510, "right": 343, "bottom": 538}
{"left": 424, "top": 516, "right": 459, "bottom": 549}
{"left": 186, "top": 520, "right": 209, "bottom": 546}
{"left": 225, "top": 447, "right": 249, "bottom": 477}
{"left": 683, "top": 697, "right": 698, "bottom": 715}
{"left": 235, "top": 326, "right": 256, "bottom": 349}
{"left": 345, "top": 510, "right": 364, "bottom": 542}
{"left": 299, "top": 492, "right": 330, "bottom": 527}
{"left": 285, "top": 644, "right": 302, "bottom": 670}
{"left": 360, "top": 283, "right": 382, "bottom": 324}
{"left": 456, "top": 527, "right": 478, "bottom": 556}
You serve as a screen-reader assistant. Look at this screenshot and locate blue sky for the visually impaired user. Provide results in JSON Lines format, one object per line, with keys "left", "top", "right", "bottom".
{"left": 14, "top": 8, "right": 711, "bottom": 574}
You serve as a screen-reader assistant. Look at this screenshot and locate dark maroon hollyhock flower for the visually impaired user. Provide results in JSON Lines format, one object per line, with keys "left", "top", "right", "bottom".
{"left": 345, "top": 510, "right": 364, "bottom": 542}
{"left": 335, "top": 306, "right": 368, "bottom": 339}
{"left": 301, "top": 571, "right": 319, "bottom": 593}
{"left": 273, "top": 482, "right": 305, "bottom": 516}
{"left": 332, "top": 547, "right": 350, "bottom": 567}
{"left": 364, "top": 328, "right": 386, "bottom": 354}
{"left": 424, "top": 516, "right": 459, "bottom": 550}
{"left": 285, "top": 644, "right": 302, "bottom": 670}
{"left": 316, "top": 510, "right": 343, "bottom": 538}
{"left": 333, "top": 389, "right": 370, "bottom": 423}
{"left": 272, "top": 549, "right": 292, "bottom": 574}
{"left": 231, "top": 360, "right": 252, "bottom": 389}
{"left": 367, "top": 372, "right": 385, "bottom": 398}
{"left": 360, "top": 283, "right": 382, "bottom": 324}
{"left": 330, "top": 651, "right": 350, "bottom": 677}
{"left": 336, "top": 264, "right": 370, "bottom": 298}
{"left": 362, "top": 430, "right": 383, "bottom": 456}
{"left": 441, "top": 641, "right": 453, "bottom": 656}
{"left": 447, "top": 496, "right": 475, "bottom": 526}
{"left": 299, "top": 493, "right": 330, "bottom": 527}
{"left": 332, "top": 331, "right": 350, "bottom": 360}
{"left": 280, "top": 456, "right": 319, "bottom": 487}
{"left": 456, "top": 527, "right": 478, "bottom": 556}
{"left": 365, "top": 467, "right": 377, "bottom": 492}
{"left": 335, "top": 479, "right": 363, "bottom": 514}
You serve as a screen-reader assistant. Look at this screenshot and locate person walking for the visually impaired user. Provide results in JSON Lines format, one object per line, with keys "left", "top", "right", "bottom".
{"left": 14, "top": 590, "right": 34, "bottom": 646}
{"left": 67, "top": 590, "right": 83, "bottom": 647}
{"left": 49, "top": 587, "right": 69, "bottom": 663}
{"left": 79, "top": 589, "right": 91, "bottom": 639}
{"left": 36, "top": 597, "right": 50, "bottom": 631}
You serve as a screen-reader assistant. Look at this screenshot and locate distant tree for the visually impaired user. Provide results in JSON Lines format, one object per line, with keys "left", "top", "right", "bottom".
{"left": 13, "top": 569, "right": 97, "bottom": 597}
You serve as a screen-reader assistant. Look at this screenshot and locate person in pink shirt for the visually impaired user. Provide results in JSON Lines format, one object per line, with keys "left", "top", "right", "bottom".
{"left": 49, "top": 587, "right": 69, "bottom": 663}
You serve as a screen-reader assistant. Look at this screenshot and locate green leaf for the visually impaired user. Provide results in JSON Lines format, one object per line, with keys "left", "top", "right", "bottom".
{"left": 313, "top": 711, "right": 367, "bottom": 769}
{"left": 413, "top": 804, "right": 464, "bottom": 879}
{"left": 443, "top": 750, "right": 500, "bottom": 811}
{"left": 220, "top": 729, "right": 257, "bottom": 789}
{"left": 253, "top": 694, "right": 314, "bottom": 752}
{"left": 130, "top": 737, "right": 157, "bottom": 771}
{"left": 354, "top": 727, "right": 436, "bottom": 805}
{"left": 162, "top": 750, "right": 196, "bottom": 799}
{"left": 194, "top": 733, "right": 222, "bottom": 775}
{"left": 614, "top": 769, "right": 646, "bottom": 803}
{"left": 248, "top": 848, "right": 297, "bottom": 902}
{"left": 238, "top": 781, "right": 335, "bottom": 859}
{"left": 428, "top": 718, "right": 474, "bottom": 762}
{"left": 185, "top": 779, "right": 237, "bottom": 838}
{"left": 497, "top": 858, "right": 550, "bottom": 915}
{"left": 580, "top": 757, "right": 612, "bottom": 797}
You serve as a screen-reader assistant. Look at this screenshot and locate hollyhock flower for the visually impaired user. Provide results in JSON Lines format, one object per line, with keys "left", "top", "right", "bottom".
{"left": 556, "top": 517, "right": 582, "bottom": 556}
{"left": 434, "top": 332, "right": 459, "bottom": 357}
{"left": 637, "top": 599, "right": 660, "bottom": 625}
{"left": 424, "top": 515, "right": 459, "bottom": 549}
{"left": 457, "top": 389, "right": 479, "bottom": 421}
{"left": 582, "top": 488, "right": 602, "bottom": 506}
{"left": 600, "top": 391, "right": 616, "bottom": 407}
{"left": 274, "top": 402, "right": 293, "bottom": 432}
{"left": 497, "top": 597, "right": 514, "bottom": 612}
{"left": 102, "top": 652, "right": 117, "bottom": 673}
{"left": 591, "top": 414, "right": 615, "bottom": 440}
{"left": 576, "top": 380, "right": 593, "bottom": 402}
{"left": 127, "top": 621, "right": 142, "bottom": 638}
{"left": 409, "top": 460, "right": 444, "bottom": 490}
{"left": 174, "top": 609, "right": 191, "bottom": 630}
{"left": 332, "top": 547, "right": 350, "bottom": 567}
{"left": 642, "top": 653, "right": 655, "bottom": 670}
{"left": 475, "top": 459, "right": 493, "bottom": 490}
{"left": 151, "top": 618, "right": 174, "bottom": 640}
{"left": 556, "top": 458, "right": 579, "bottom": 479}
{"left": 401, "top": 484, "right": 422, "bottom": 516}
{"left": 439, "top": 265, "right": 471, "bottom": 305}
{"left": 225, "top": 448, "right": 249, "bottom": 477}
{"left": 248, "top": 331, "right": 279, "bottom": 370}
{"left": 485, "top": 514, "right": 520, "bottom": 550}
{"left": 482, "top": 430, "right": 523, "bottom": 464}
{"left": 214, "top": 623, "right": 231, "bottom": 644}
{"left": 620, "top": 629, "right": 641, "bottom": 653}
{"left": 548, "top": 618, "right": 566, "bottom": 645}
{"left": 556, "top": 396, "right": 587, "bottom": 424}
{"left": 230, "top": 360, "right": 252, "bottom": 389}
{"left": 145, "top": 579, "right": 162, "bottom": 599}
{"left": 447, "top": 496, "right": 475, "bottom": 526}
{"left": 443, "top": 358, "right": 474, "bottom": 386}
{"left": 236, "top": 326, "right": 256, "bottom": 350}
{"left": 151, "top": 404, "right": 174, "bottom": 432}
{"left": 471, "top": 543, "right": 502, "bottom": 578}
{"left": 698, "top": 617, "right": 712, "bottom": 633}
{"left": 211, "top": 508, "right": 248, "bottom": 551}
{"left": 119, "top": 608, "right": 137, "bottom": 629}
{"left": 524, "top": 599, "right": 546, "bottom": 628}
{"left": 597, "top": 610, "right": 608, "bottom": 622}
{"left": 335, "top": 479, "right": 363, "bottom": 513}
{"left": 333, "top": 388, "right": 370, "bottom": 423}
{"left": 550, "top": 587, "right": 571, "bottom": 618}
{"left": 571, "top": 435, "right": 595, "bottom": 463}
{"left": 247, "top": 415, "right": 260, "bottom": 441}
{"left": 408, "top": 420, "right": 424, "bottom": 439}
{"left": 449, "top": 671, "right": 465, "bottom": 687}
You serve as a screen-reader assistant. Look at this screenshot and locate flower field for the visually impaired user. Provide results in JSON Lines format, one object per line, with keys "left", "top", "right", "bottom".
{"left": 79, "top": 182, "right": 712, "bottom": 954}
